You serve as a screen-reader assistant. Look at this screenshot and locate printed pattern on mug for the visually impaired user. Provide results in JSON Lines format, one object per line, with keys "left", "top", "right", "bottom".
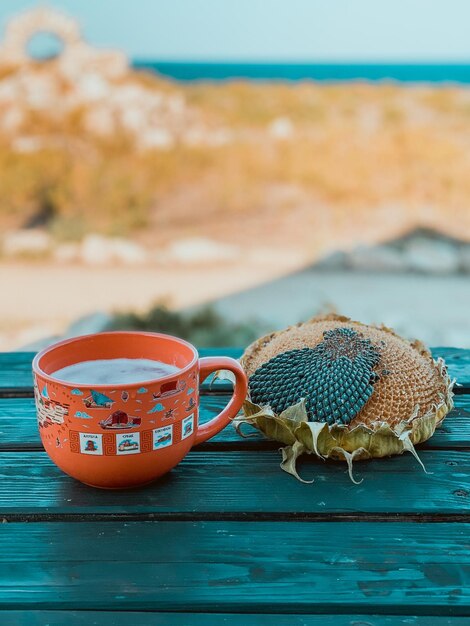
{"left": 116, "top": 432, "right": 140, "bottom": 455}
{"left": 103, "top": 433, "right": 117, "bottom": 456}
{"left": 140, "top": 429, "right": 153, "bottom": 453}
{"left": 181, "top": 414, "right": 194, "bottom": 440}
{"left": 79, "top": 433, "right": 103, "bottom": 455}
{"left": 153, "top": 425, "right": 173, "bottom": 450}
{"left": 69, "top": 430, "right": 80, "bottom": 453}
{"left": 83, "top": 390, "right": 114, "bottom": 410}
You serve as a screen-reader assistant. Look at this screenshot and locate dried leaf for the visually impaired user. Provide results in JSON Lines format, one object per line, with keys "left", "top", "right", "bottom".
{"left": 242, "top": 399, "right": 272, "bottom": 418}
{"left": 232, "top": 417, "right": 260, "bottom": 438}
{"left": 330, "top": 446, "right": 367, "bottom": 484}
{"left": 399, "top": 432, "right": 431, "bottom": 474}
{"left": 280, "top": 441, "right": 313, "bottom": 483}
{"left": 279, "top": 398, "right": 309, "bottom": 423}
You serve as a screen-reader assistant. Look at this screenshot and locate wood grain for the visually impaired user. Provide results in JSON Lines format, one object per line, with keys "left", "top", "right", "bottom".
{"left": 435, "top": 348, "right": 470, "bottom": 392}
{"left": 0, "top": 449, "right": 468, "bottom": 518}
{"left": 0, "top": 347, "right": 468, "bottom": 620}
{"left": 1, "top": 347, "right": 469, "bottom": 394}
{"left": 3, "top": 613, "right": 469, "bottom": 626}
{"left": 0, "top": 521, "right": 468, "bottom": 615}
{"left": 0, "top": 395, "right": 468, "bottom": 452}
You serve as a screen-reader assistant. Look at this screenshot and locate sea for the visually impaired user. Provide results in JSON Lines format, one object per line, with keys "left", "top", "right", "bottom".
{"left": 133, "top": 62, "right": 470, "bottom": 84}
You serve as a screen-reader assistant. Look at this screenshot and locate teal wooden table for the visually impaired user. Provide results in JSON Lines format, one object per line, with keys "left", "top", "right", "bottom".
{"left": 0, "top": 347, "right": 469, "bottom": 625}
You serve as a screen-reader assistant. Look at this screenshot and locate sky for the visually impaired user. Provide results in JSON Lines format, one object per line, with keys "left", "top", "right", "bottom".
{"left": 1, "top": 0, "right": 470, "bottom": 62}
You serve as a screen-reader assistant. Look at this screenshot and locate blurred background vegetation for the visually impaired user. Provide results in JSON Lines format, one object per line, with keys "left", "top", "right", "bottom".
{"left": 108, "top": 304, "right": 263, "bottom": 347}
{"left": 2, "top": 75, "right": 470, "bottom": 241}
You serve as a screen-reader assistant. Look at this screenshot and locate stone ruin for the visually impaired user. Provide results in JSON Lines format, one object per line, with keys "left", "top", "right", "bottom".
{"left": 0, "top": 5, "right": 127, "bottom": 79}
{"left": 0, "top": 7, "right": 221, "bottom": 152}
{"left": 0, "top": 6, "right": 224, "bottom": 150}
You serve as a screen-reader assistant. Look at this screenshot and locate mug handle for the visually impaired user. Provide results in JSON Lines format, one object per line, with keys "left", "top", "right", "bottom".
{"left": 194, "top": 356, "right": 248, "bottom": 446}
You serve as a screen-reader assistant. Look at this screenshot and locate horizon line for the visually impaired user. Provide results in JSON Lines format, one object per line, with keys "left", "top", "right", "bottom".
{"left": 132, "top": 58, "right": 470, "bottom": 65}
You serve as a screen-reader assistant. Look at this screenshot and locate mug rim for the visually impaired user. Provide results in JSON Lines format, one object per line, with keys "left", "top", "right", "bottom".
{"left": 32, "top": 331, "right": 199, "bottom": 391}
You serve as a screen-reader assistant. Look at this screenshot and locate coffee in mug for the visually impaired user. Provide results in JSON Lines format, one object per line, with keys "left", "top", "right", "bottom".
{"left": 53, "top": 358, "right": 180, "bottom": 385}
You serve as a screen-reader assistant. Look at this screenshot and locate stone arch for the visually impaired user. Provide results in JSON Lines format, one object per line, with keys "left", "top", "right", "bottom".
{"left": 1, "top": 7, "right": 82, "bottom": 64}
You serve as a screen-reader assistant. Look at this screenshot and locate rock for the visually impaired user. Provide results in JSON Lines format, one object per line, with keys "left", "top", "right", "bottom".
{"left": 80, "top": 234, "right": 114, "bottom": 265}
{"left": 0, "top": 79, "right": 18, "bottom": 104}
{"left": 183, "top": 125, "right": 209, "bottom": 147}
{"left": 83, "top": 106, "right": 115, "bottom": 136}
{"left": 20, "top": 72, "right": 59, "bottom": 109}
{"left": 2, "top": 229, "right": 51, "bottom": 256}
{"left": 111, "top": 238, "right": 148, "bottom": 265}
{"left": 139, "top": 127, "right": 174, "bottom": 150}
{"left": 0, "top": 7, "right": 127, "bottom": 78}
{"left": 11, "top": 136, "right": 44, "bottom": 153}
{"left": 403, "top": 237, "right": 460, "bottom": 274}
{"left": 167, "top": 94, "right": 185, "bottom": 115}
{"left": 53, "top": 243, "right": 80, "bottom": 263}
{"left": 58, "top": 42, "right": 128, "bottom": 82}
{"left": 165, "top": 237, "right": 239, "bottom": 264}
{"left": 64, "top": 311, "right": 112, "bottom": 338}
{"left": 268, "top": 116, "right": 294, "bottom": 140}
{"left": 0, "top": 8, "right": 217, "bottom": 153}
{"left": 75, "top": 73, "right": 110, "bottom": 102}
{"left": 347, "top": 245, "right": 407, "bottom": 272}
{"left": 0, "top": 7, "right": 81, "bottom": 65}
{"left": 182, "top": 126, "right": 232, "bottom": 148}
{"left": 458, "top": 245, "right": 470, "bottom": 273}
{"left": 0, "top": 107, "right": 23, "bottom": 132}
{"left": 205, "top": 128, "right": 233, "bottom": 147}
{"left": 79, "top": 234, "right": 148, "bottom": 266}
{"left": 109, "top": 84, "right": 148, "bottom": 108}
{"left": 121, "top": 106, "right": 147, "bottom": 134}
{"left": 314, "top": 250, "right": 347, "bottom": 270}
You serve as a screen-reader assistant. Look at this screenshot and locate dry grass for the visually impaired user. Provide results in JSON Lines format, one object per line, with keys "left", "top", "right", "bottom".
{"left": 2, "top": 75, "right": 470, "bottom": 243}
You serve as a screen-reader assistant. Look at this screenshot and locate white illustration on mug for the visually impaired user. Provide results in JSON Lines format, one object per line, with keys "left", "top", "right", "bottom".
{"left": 79, "top": 432, "right": 103, "bottom": 455}
{"left": 116, "top": 432, "right": 140, "bottom": 455}
{"left": 181, "top": 414, "right": 194, "bottom": 440}
{"left": 153, "top": 425, "right": 173, "bottom": 450}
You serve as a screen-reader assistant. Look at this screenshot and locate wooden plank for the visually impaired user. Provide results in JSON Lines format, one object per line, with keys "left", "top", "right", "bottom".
{"left": 435, "top": 348, "right": 470, "bottom": 392}
{"left": 0, "top": 350, "right": 235, "bottom": 394}
{"left": 2, "top": 613, "right": 468, "bottom": 626}
{"left": 1, "top": 347, "right": 469, "bottom": 394}
{"left": 0, "top": 352, "right": 35, "bottom": 394}
{"left": 435, "top": 396, "right": 470, "bottom": 448}
{"left": 3, "top": 616, "right": 468, "bottom": 626}
{"left": 0, "top": 349, "right": 245, "bottom": 393}
{"left": 0, "top": 521, "right": 468, "bottom": 615}
{"left": 0, "top": 449, "right": 468, "bottom": 518}
{"left": 0, "top": 395, "right": 468, "bottom": 452}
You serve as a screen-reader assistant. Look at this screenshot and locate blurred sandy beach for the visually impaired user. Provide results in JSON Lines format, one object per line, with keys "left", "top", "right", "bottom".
{"left": 2, "top": 241, "right": 469, "bottom": 349}
{"left": 0, "top": 252, "right": 302, "bottom": 349}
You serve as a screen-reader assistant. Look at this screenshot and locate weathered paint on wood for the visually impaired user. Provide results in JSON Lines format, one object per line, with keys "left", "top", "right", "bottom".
{"left": 0, "top": 347, "right": 468, "bottom": 621}
{"left": 2, "top": 613, "right": 468, "bottom": 626}
{"left": 0, "top": 449, "right": 468, "bottom": 517}
{"left": 0, "top": 395, "right": 468, "bottom": 452}
{"left": 435, "top": 347, "right": 470, "bottom": 391}
{"left": 0, "top": 347, "right": 468, "bottom": 393}
{"left": 0, "top": 521, "right": 468, "bottom": 614}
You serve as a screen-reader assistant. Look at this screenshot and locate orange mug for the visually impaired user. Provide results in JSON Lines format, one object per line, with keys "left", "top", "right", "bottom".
{"left": 32, "top": 331, "right": 247, "bottom": 489}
